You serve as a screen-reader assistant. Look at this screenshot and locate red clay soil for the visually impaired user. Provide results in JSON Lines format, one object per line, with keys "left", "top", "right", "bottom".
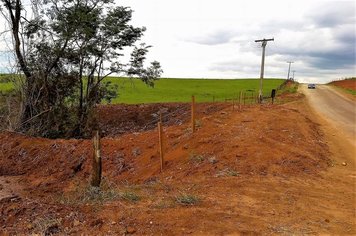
{"left": 329, "top": 78, "right": 356, "bottom": 91}
{"left": 0, "top": 97, "right": 355, "bottom": 235}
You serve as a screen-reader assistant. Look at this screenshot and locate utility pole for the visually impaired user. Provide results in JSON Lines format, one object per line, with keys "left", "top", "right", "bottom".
{"left": 292, "top": 70, "right": 296, "bottom": 80}
{"left": 255, "top": 38, "right": 274, "bottom": 103}
{"left": 287, "top": 61, "right": 294, "bottom": 80}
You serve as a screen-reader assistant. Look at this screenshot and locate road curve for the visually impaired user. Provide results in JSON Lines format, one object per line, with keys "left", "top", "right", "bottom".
{"left": 300, "top": 84, "right": 356, "bottom": 146}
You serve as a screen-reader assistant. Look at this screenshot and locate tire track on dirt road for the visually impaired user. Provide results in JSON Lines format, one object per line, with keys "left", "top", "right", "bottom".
{"left": 300, "top": 84, "right": 356, "bottom": 149}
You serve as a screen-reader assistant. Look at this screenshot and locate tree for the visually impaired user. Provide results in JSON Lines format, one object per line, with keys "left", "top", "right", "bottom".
{"left": 0, "top": 0, "right": 162, "bottom": 137}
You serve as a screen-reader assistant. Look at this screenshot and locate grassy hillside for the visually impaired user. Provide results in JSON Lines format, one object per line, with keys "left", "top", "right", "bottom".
{"left": 108, "top": 77, "right": 284, "bottom": 104}
{"left": 0, "top": 75, "right": 285, "bottom": 103}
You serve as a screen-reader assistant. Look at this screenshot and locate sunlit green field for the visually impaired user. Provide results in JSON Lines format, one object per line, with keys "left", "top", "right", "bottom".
{"left": 107, "top": 77, "right": 284, "bottom": 104}
{"left": 0, "top": 75, "right": 285, "bottom": 104}
{"left": 0, "top": 82, "right": 13, "bottom": 93}
{"left": 0, "top": 74, "right": 15, "bottom": 93}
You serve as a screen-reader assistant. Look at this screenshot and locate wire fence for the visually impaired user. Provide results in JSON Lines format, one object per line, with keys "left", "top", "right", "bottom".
{"left": 0, "top": 86, "right": 279, "bottom": 135}
{"left": 98, "top": 88, "right": 279, "bottom": 138}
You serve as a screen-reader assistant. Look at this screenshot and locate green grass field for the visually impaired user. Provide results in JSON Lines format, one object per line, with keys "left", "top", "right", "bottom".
{"left": 0, "top": 74, "right": 15, "bottom": 93}
{"left": 0, "top": 75, "right": 285, "bottom": 104}
{"left": 0, "top": 82, "right": 13, "bottom": 93}
{"left": 107, "top": 77, "right": 284, "bottom": 104}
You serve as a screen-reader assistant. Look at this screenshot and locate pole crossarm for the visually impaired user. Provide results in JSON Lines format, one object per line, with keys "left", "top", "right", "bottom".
{"left": 254, "top": 38, "right": 274, "bottom": 43}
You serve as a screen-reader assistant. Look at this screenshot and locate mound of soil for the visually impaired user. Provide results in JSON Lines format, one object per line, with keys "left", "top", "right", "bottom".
{"left": 0, "top": 100, "right": 354, "bottom": 235}
{"left": 0, "top": 102, "right": 329, "bottom": 182}
{"left": 329, "top": 78, "right": 356, "bottom": 91}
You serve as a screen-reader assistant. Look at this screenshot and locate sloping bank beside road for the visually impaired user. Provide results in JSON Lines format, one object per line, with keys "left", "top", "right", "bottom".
{"left": 0, "top": 97, "right": 355, "bottom": 235}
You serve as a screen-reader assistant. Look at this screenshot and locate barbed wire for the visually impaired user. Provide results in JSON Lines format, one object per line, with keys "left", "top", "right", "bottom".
{"left": 138, "top": 98, "right": 238, "bottom": 132}
{"left": 0, "top": 89, "right": 275, "bottom": 136}
{"left": 140, "top": 104, "right": 190, "bottom": 130}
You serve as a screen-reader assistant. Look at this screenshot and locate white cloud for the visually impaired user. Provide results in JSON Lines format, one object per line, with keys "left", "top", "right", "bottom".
{"left": 0, "top": 0, "right": 355, "bottom": 83}
{"left": 116, "top": 0, "right": 355, "bottom": 83}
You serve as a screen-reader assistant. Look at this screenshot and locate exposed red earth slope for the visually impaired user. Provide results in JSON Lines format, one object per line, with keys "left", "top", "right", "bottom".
{"left": 0, "top": 95, "right": 355, "bottom": 235}
{"left": 329, "top": 78, "right": 356, "bottom": 91}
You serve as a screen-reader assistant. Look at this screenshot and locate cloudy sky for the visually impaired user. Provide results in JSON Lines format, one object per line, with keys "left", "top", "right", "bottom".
{"left": 0, "top": 0, "right": 355, "bottom": 83}
{"left": 118, "top": 0, "right": 355, "bottom": 83}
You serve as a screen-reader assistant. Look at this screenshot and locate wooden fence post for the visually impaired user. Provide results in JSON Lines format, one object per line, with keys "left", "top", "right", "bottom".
{"left": 239, "top": 91, "right": 242, "bottom": 110}
{"left": 271, "top": 89, "right": 276, "bottom": 104}
{"left": 158, "top": 122, "right": 164, "bottom": 172}
{"left": 191, "top": 95, "right": 196, "bottom": 133}
{"left": 91, "top": 130, "right": 102, "bottom": 187}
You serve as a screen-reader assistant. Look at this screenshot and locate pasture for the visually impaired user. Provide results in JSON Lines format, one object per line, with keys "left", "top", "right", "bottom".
{"left": 106, "top": 77, "right": 284, "bottom": 104}
{"left": 0, "top": 76, "right": 284, "bottom": 103}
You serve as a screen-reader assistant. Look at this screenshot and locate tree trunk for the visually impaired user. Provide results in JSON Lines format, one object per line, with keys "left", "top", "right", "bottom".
{"left": 3, "top": 0, "right": 35, "bottom": 127}
{"left": 3, "top": 0, "right": 32, "bottom": 79}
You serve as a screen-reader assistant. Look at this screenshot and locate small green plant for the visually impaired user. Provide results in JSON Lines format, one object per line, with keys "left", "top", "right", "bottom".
{"left": 277, "top": 81, "right": 299, "bottom": 95}
{"left": 215, "top": 168, "right": 240, "bottom": 177}
{"left": 226, "top": 169, "right": 239, "bottom": 176}
{"left": 78, "top": 185, "right": 120, "bottom": 204}
{"left": 175, "top": 194, "right": 200, "bottom": 206}
{"left": 120, "top": 191, "right": 141, "bottom": 202}
{"left": 33, "top": 217, "right": 61, "bottom": 235}
{"left": 152, "top": 199, "right": 176, "bottom": 209}
{"left": 184, "top": 127, "right": 192, "bottom": 134}
{"left": 195, "top": 119, "right": 202, "bottom": 128}
{"left": 208, "top": 156, "right": 218, "bottom": 164}
{"left": 189, "top": 152, "right": 204, "bottom": 163}
{"left": 58, "top": 179, "right": 120, "bottom": 205}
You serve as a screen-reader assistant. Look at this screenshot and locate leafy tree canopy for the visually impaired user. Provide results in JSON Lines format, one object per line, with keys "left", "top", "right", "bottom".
{"left": 0, "top": 0, "right": 162, "bottom": 137}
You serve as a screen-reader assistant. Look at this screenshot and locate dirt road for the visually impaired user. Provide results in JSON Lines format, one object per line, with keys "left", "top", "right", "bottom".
{"left": 300, "top": 84, "right": 356, "bottom": 148}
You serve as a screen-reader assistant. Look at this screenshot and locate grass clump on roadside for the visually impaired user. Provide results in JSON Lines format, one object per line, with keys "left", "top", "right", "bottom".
{"left": 152, "top": 198, "right": 177, "bottom": 209}
{"left": 64, "top": 184, "right": 120, "bottom": 205}
{"left": 175, "top": 193, "right": 200, "bottom": 206}
{"left": 57, "top": 179, "right": 140, "bottom": 205}
{"left": 277, "top": 80, "right": 299, "bottom": 95}
{"left": 215, "top": 168, "right": 240, "bottom": 177}
{"left": 32, "top": 217, "right": 62, "bottom": 235}
{"left": 120, "top": 191, "right": 141, "bottom": 202}
{"left": 189, "top": 152, "right": 205, "bottom": 163}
